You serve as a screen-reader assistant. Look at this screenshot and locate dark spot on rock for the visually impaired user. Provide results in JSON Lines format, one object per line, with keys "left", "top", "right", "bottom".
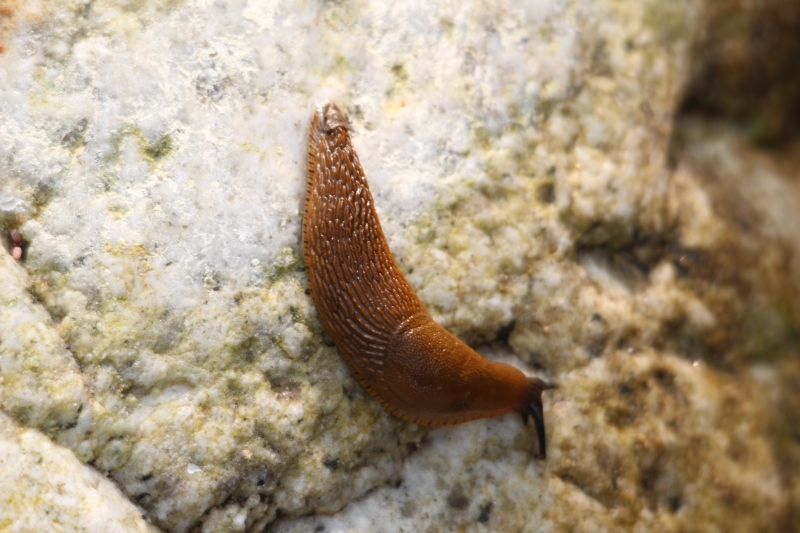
{"left": 640, "top": 466, "right": 655, "bottom": 491}
{"left": 61, "top": 418, "right": 79, "bottom": 430}
{"left": 142, "top": 134, "right": 173, "bottom": 160}
{"left": 477, "top": 501, "right": 493, "bottom": 523}
{"left": 653, "top": 367, "right": 675, "bottom": 387}
{"left": 238, "top": 336, "right": 263, "bottom": 363}
{"left": 269, "top": 378, "right": 301, "bottom": 401}
{"left": 323, "top": 458, "right": 339, "bottom": 471}
{"left": 342, "top": 385, "right": 354, "bottom": 400}
{"left": 587, "top": 336, "right": 607, "bottom": 358}
{"left": 61, "top": 118, "right": 89, "bottom": 149}
{"left": 390, "top": 63, "right": 408, "bottom": 81}
{"left": 495, "top": 319, "right": 516, "bottom": 343}
{"left": 668, "top": 494, "right": 683, "bottom": 512}
{"left": 536, "top": 182, "right": 555, "bottom": 204}
{"left": 447, "top": 486, "right": 470, "bottom": 510}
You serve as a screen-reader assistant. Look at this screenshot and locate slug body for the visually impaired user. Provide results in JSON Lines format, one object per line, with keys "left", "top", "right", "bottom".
{"left": 303, "top": 102, "right": 549, "bottom": 457}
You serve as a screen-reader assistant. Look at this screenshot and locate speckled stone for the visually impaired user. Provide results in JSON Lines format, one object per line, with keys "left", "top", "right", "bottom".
{"left": 0, "top": 411, "right": 158, "bottom": 532}
{"left": 0, "top": 0, "right": 798, "bottom": 532}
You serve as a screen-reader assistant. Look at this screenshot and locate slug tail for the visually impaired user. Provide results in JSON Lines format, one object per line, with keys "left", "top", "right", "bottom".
{"left": 316, "top": 101, "right": 349, "bottom": 134}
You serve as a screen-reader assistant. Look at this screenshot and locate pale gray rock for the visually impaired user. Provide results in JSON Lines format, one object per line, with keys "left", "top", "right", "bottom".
{"left": 0, "top": 0, "right": 798, "bottom": 532}
{"left": 0, "top": 411, "right": 158, "bottom": 532}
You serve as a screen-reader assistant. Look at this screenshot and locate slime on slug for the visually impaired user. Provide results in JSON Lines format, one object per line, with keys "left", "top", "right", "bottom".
{"left": 302, "top": 102, "right": 552, "bottom": 458}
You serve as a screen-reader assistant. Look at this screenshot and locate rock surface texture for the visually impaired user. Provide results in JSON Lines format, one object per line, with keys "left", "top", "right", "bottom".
{"left": 1, "top": 0, "right": 798, "bottom": 532}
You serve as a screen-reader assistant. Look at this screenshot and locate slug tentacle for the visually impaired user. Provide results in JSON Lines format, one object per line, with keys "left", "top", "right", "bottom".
{"left": 521, "top": 377, "right": 553, "bottom": 459}
{"left": 303, "top": 101, "right": 551, "bottom": 459}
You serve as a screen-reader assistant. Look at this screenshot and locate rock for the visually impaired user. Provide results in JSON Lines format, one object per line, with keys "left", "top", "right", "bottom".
{"left": 0, "top": 0, "right": 798, "bottom": 532}
{"left": 683, "top": 0, "right": 800, "bottom": 145}
{"left": 0, "top": 411, "right": 158, "bottom": 533}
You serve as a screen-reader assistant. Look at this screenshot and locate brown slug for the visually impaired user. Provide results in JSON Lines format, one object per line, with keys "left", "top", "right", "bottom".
{"left": 303, "top": 102, "right": 550, "bottom": 458}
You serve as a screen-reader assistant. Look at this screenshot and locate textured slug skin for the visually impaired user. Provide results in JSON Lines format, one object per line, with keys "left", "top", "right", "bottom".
{"left": 303, "top": 102, "right": 549, "bottom": 457}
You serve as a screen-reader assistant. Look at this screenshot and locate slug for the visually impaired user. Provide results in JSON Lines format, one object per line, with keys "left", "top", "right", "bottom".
{"left": 303, "top": 102, "right": 550, "bottom": 458}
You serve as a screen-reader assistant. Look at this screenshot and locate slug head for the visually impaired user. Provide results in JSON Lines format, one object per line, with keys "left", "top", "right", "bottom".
{"left": 520, "top": 377, "right": 555, "bottom": 459}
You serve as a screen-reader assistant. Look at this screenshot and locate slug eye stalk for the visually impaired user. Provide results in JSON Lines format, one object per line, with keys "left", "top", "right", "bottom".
{"left": 521, "top": 378, "right": 555, "bottom": 459}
